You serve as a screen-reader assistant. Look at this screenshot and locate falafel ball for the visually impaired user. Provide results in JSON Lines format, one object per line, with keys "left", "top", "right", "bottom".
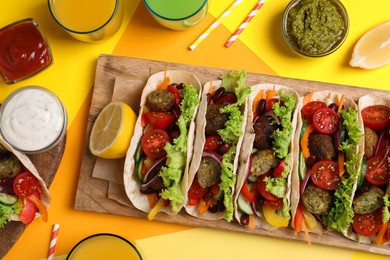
{"left": 205, "top": 104, "right": 229, "bottom": 136}
{"left": 308, "top": 133, "right": 336, "bottom": 160}
{"left": 353, "top": 186, "right": 384, "bottom": 214}
{"left": 197, "top": 156, "right": 221, "bottom": 189}
{"left": 250, "top": 149, "right": 280, "bottom": 176}
{"left": 301, "top": 183, "right": 333, "bottom": 215}
{"left": 253, "top": 115, "right": 278, "bottom": 150}
{"left": 146, "top": 89, "right": 175, "bottom": 112}
{"left": 364, "top": 126, "right": 378, "bottom": 159}
{"left": 0, "top": 153, "right": 22, "bottom": 179}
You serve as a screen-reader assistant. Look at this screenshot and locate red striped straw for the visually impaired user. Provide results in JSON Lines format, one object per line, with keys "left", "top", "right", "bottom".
{"left": 225, "top": 0, "right": 266, "bottom": 47}
{"left": 47, "top": 224, "right": 60, "bottom": 260}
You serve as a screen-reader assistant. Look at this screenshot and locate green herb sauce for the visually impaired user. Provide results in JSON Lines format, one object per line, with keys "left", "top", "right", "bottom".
{"left": 287, "top": 0, "right": 346, "bottom": 55}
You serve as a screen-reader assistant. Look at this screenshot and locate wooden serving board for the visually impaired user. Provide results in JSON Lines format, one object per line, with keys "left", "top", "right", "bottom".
{"left": 0, "top": 136, "right": 66, "bottom": 258}
{"left": 75, "top": 54, "right": 390, "bottom": 255}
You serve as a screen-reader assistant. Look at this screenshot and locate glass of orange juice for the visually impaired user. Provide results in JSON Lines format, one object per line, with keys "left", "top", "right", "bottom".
{"left": 48, "top": 0, "right": 123, "bottom": 42}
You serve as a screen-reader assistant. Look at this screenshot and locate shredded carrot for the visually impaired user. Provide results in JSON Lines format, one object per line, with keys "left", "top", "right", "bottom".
{"left": 252, "top": 90, "right": 264, "bottom": 114}
{"left": 197, "top": 198, "right": 209, "bottom": 215}
{"left": 158, "top": 71, "right": 170, "bottom": 90}
{"left": 303, "top": 89, "right": 314, "bottom": 105}
{"left": 301, "top": 220, "right": 312, "bottom": 245}
{"left": 300, "top": 124, "right": 315, "bottom": 158}
{"left": 148, "top": 197, "right": 165, "bottom": 220}
{"left": 265, "top": 86, "right": 276, "bottom": 101}
{"left": 147, "top": 193, "right": 159, "bottom": 209}
{"left": 327, "top": 92, "right": 332, "bottom": 99}
{"left": 337, "top": 95, "right": 345, "bottom": 113}
{"left": 374, "top": 222, "right": 389, "bottom": 245}
{"left": 208, "top": 81, "right": 214, "bottom": 95}
{"left": 248, "top": 215, "right": 256, "bottom": 230}
{"left": 338, "top": 152, "right": 345, "bottom": 177}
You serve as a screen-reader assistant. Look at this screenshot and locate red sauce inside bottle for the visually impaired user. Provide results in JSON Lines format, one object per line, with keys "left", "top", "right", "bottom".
{"left": 0, "top": 19, "right": 52, "bottom": 83}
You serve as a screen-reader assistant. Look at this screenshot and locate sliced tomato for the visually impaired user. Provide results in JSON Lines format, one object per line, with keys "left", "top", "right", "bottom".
{"left": 264, "top": 198, "right": 283, "bottom": 210}
{"left": 361, "top": 105, "right": 390, "bottom": 130}
{"left": 256, "top": 174, "right": 278, "bottom": 202}
{"left": 266, "top": 98, "right": 279, "bottom": 112}
{"left": 312, "top": 108, "right": 340, "bottom": 134}
{"left": 19, "top": 197, "right": 37, "bottom": 225}
{"left": 204, "top": 135, "right": 223, "bottom": 152}
{"left": 188, "top": 178, "right": 208, "bottom": 200}
{"left": 188, "top": 198, "right": 199, "bottom": 206}
{"left": 144, "top": 111, "right": 175, "bottom": 130}
{"left": 273, "top": 159, "right": 285, "bottom": 177}
{"left": 167, "top": 84, "right": 181, "bottom": 105}
{"left": 353, "top": 209, "right": 382, "bottom": 237}
{"left": 13, "top": 172, "right": 40, "bottom": 198}
{"left": 301, "top": 101, "right": 327, "bottom": 122}
{"left": 311, "top": 160, "right": 340, "bottom": 190}
{"left": 241, "top": 182, "right": 257, "bottom": 202}
{"left": 209, "top": 182, "right": 221, "bottom": 195}
{"left": 365, "top": 155, "right": 389, "bottom": 186}
{"left": 214, "top": 93, "right": 237, "bottom": 105}
{"left": 141, "top": 129, "right": 170, "bottom": 159}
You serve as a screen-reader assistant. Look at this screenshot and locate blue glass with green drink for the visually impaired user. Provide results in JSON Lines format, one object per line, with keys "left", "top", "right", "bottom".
{"left": 144, "top": 0, "right": 208, "bottom": 30}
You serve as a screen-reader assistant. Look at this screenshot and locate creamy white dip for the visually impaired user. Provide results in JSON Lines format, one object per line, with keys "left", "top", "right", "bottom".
{"left": 0, "top": 86, "right": 67, "bottom": 152}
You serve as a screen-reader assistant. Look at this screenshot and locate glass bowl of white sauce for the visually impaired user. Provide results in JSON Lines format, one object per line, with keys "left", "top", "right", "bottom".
{"left": 0, "top": 86, "right": 67, "bottom": 154}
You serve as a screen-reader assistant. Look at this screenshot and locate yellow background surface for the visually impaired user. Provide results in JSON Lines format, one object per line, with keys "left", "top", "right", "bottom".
{"left": 1, "top": 0, "right": 389, "bottom": 259}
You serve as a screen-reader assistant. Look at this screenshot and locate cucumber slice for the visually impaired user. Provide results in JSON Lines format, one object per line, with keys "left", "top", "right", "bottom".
{"left": 298, "top": 151, "right": 306, "bottom": 181}
{"left": 357, "top": 156, "right": 367, "bottom": 189}
{"left": 0, "top": 193, "right": 18, "bottom": 206}
{"left": 237, "top": 193, "right": 254, "bottom": 215}
{"left": 135, "top": 157, "right": 145, "bottom": 183}
{"left": 133, "top": 141, "right": 143, "bottom": 163}
{"left": 212, "top": 187, "right": 223, "bottom": 201}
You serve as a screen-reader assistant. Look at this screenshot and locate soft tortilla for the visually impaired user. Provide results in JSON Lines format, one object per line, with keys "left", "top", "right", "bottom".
{"left": 342, "top": 95, "right": 390, "bottom": 244}
{"left": 184, "top": 80, "right": 248, "bottom": 220}
{"left": 234, "top": 84, "right": 299, "bottom": 230}
{"left": 290, "top": 90, "right": 364, "bottom": 234}
{"left": 0, "top": 135, "right": 50, "bottom": 222}
{"left": 123, "top": 70, "right": 201, "bottom": 215}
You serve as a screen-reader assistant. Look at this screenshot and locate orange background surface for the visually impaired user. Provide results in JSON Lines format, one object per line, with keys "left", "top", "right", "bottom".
{"left": 1, "top": 0, "right": 390, "bottom": 259}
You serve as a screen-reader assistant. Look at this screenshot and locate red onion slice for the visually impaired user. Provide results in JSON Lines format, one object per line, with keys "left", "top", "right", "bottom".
{"left": 202, "top": 150, "right": 223, "bottom": 164}
{"left": 299, "top": 169, "right": 311, "bottom": 196}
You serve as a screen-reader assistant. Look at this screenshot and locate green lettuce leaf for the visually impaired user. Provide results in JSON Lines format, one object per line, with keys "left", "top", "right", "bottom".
{"left": 0, "top": 201, "right": 22, "bottom": 228}
{"left": 383, "top": 194, "right": 390, "bottom": 223}
{"left": 159, "top": 84, "right": 199, "bottom": 212}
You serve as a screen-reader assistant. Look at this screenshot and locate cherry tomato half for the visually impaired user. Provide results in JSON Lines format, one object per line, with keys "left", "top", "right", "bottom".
{"left": 204, "top": 135, "right": 223, "bottom": 152}
{"left": 361, "top": 105, "right": 390, "bottom": 130}
{"left": 256, "top": 174, "right": 278, "bottom": 202}
{"left": 365, "top": 155, "right": 389, "bottom": 186}
{"left": 353, "top": 209, "right": 382, "bottom": 237}
{"left": 167, "top": 84, "right": 182, "bottom": 105}
{"left": 266, "top": 98, "right": 279, "bottom": 112}
{"left": 13, "top": 172, "right": 40, "bottom": 198}
{"left": 311, "top": 160, "right": 340, "bottom": 190}
{"left": 214, "top": 92, "right": 237, "bottom": 105}
{"left": 141, "top": 129, "right": 170, "bottom": 159}
{"left": 273, "top": 159, "right": 285, "bottom": 177}
{"left": 144, "top": 111, "right": 176, "bottom": 130}
{"left": 301, "top": 101, "right": 327, "bottom": 122}
{"left": 241, "top": 182, "right": 258, "bottom": 202}
{"left": 312, "top": 107, "right": 340, "bottom": 134}
{"left": 188, "top": 178, "right": 208, "bottom": 200}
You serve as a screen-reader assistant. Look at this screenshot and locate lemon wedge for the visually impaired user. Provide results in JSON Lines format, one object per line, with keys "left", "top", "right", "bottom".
{"left": 89, "top": 101, "right": 137, "bottom": 159}
{"left": 350, "top": 21, "right": 390, "bottom": 69}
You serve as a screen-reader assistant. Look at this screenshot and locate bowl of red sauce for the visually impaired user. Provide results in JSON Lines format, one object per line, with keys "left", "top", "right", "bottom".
{"left": 0, "top": 18, "right": 53, "bottom": 84}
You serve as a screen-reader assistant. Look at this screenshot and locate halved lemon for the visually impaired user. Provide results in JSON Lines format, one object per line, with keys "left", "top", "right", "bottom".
{"left": 350, "top": 21, "right": 390, "bottom": 69}
{"left": 89, "top": 101, "right": 137, "bottom": 159}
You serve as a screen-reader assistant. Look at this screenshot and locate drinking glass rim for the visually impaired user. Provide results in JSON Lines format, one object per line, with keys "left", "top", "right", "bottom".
{"left": 47, "top": 0, "right": 120, "bottom": 34}
{"left": 143, "top": 0, "right": 208, "bottom": 21}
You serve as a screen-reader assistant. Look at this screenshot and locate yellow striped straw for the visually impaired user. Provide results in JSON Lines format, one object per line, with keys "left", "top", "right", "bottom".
{"left": 189, "top": 0, "right": 243, "bottom": 50}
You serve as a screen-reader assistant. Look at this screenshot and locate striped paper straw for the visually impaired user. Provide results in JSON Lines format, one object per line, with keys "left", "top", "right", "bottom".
{"left": 47, "top": 224, "right": 60, "bottom": 260}
{"left": 225, "top": 0, "right": 266, "bottom": 47}
{"left": 189, "top": 0, "right": 243, "bottom": 50}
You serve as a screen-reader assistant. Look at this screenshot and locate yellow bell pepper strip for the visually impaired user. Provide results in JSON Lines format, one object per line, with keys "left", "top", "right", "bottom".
{"left": 26, "top": 192, "right": 48, "bottom": 223}
{"left": 262, "top": 204, "right": 289, "bottom": 227}
{"left": 300, "top": 124, "right": 315, "bottom": 158}
{"left": 148, "top": 197, "right": 165, "bottom": 220}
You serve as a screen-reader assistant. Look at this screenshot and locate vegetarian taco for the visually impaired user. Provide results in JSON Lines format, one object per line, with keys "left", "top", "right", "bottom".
{"left": 343, "top": 95, "right": 390, "bottom": 244}
{"left": 290, "top": 90, "right": 364, "bottom": 243}
{"left": 0, "top": 136, "right": 50, "bottom": 227}
{"left": 234, "top": 84, "right": 299, "bottom": 230}
{"left": 184, "top": 70, "right": 251, "bottom": 222}
{"left": 123, "top": 70, "right": 201, "bottom": 220}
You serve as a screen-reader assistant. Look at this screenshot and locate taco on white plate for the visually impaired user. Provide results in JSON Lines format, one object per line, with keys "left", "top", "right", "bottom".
{"left": 123, "top": 70, "right": 201, "bottom": 220}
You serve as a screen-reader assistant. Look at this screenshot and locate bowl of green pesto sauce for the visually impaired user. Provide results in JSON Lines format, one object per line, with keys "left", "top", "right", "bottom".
{"left": 282, "top": 0, "right": 349, "bottom": 57}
